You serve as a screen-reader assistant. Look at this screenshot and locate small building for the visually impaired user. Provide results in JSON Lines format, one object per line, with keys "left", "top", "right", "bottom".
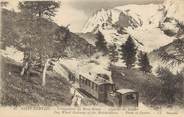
{"left": 108, "top": 89, "right": 139, "bottom": 107}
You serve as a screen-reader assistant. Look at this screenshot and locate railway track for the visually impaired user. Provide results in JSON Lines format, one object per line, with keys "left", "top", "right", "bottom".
{"left": 76, "top": 88, "right": 96, "bottom": 99}
{"left": 70, "top": 81, "right": 100, "bottom": 106}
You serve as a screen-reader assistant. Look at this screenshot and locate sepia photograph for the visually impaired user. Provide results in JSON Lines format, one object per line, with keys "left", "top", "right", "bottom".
{"left": 0, "top": 0, "right": 184, "bottom": 116}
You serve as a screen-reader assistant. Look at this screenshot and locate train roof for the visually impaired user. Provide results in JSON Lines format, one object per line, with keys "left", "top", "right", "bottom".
{"left": 79, "top": 72, "right": 113, "bottom": 85}
{"left": 116, "top": 89, "right": 137, "bottom": 94}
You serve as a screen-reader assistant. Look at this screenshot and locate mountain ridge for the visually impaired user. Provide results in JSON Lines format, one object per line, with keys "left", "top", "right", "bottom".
{"left": 80, "top": 0, "right": 184, "bottom": 73}
{"left": 81, "top": 0, "right": 184, "bottom": 53}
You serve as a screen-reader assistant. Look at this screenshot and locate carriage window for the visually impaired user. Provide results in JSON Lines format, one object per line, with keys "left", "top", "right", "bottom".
{"left": 82, "top": 78, "right": 84, "bottom": 84}
{"left": 81, "top": 77, "right": 84, "bottom": 83}
{"left": 95, "top": 84, "right": 98, "bottom": 91}
{"left": 80, "top": 76, "right": 82, "bottom": 83}
{"left": 83, "top": 79, "right": 85, "bottom": 84}
{"left": 81, "top": 78, "right": 83, "bottom": 83}
{"left": 85, "top": 79, "right": 87, "bottom": 85}
{"left": 88, "top": 80, "right": 90, "bottom": 86}
{"left": 108, "top": 85, "right": 113, "bottom": 91}
{"left": 86, "top": 79, "right": 90, "bottom": 86}
{"left": 83, "top": 77, "right": 85, "bottom": 84}
{"left": 126, "top": 94, "right": 136, "bottom": 100}
{"left": 100, "top": 85, "right": 105, "bottom": 92}
{"left": 92, "top": 82, "right": 94, "bottom": 89}
{"left": 106, "top": 85, "right": 111, "bottom": 91}
{"left": 94, "top": 84, "right": 96, "bottom": 90}
{"left": 90, "top": 81, "right": 93, "bottom": 87}
{"left": 86, "top": 80, "right": 88, "bottom": 86}
{"left": 112, "top": 85, "right": 116, "bottom": 91}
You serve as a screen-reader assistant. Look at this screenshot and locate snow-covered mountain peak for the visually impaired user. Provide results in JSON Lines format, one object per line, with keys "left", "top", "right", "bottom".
{"left": 81, "top": 0, "right": 184, "bottom": 52}
{"left": 114, "top": 4, "right": 164, "bottom": 27}
{"left": 163, "top": 0, "right": 184, "bottom": 24}
{"left": 82, "top": 3, "right": 165, "bottom": 33}
{"left": 82, "top": 8, "right": 117, "bottom": 33}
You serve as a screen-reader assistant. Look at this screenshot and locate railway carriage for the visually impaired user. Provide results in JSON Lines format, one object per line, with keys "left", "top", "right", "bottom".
{"left": 79, "top": 72, "right": 115, "bottom": 102}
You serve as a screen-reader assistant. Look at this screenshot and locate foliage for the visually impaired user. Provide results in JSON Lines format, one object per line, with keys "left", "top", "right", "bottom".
{"left": 138, "top": 51, "right": 152, "bottom": 73}
{"left": 17, "top": 1, "right": 61, "bottom": 74}
{"left": 156, "top": 67, "right": 184, "bottom": 104}
{"left": 18, "top": 1, "right": 60, "bottom": 19}
{"left": 158, "top": 39, "right": 184, "bottom": 65}
{"left": 120, "top": 36, "right": 137, "bottom": 69}
{"left": 109, "top": 44, "right": 119, "bottom": 63}
{"left": 175, "top": 70, "right": 184, "bottom": 101}
{"left": 95, "top": 31, "right": 108, "bottom": 54}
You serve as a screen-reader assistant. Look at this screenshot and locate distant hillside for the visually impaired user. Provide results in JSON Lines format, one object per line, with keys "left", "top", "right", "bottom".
{"left": 77, "top": 32, "right": 97, "bottom": 46}
{"left": 111, "top": 66, "right": 162, "bottom": 105}
{"left": 1, "top": 8, "right": 96, "bottom": 58}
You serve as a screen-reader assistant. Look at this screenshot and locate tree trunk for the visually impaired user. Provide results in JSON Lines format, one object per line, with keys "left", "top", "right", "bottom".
{"left": 42, "top": 59, "right": 50, "bottom": 86}
{"left": 26, "top": 69, "right": 31, "bottom": 81}
{"left": 20, "top": 62, "right": 29, "bottom": 76}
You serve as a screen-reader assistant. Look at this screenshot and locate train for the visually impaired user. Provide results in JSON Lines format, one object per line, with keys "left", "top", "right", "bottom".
{"left": 76, "top": 72, "right": 139, "bottom": 107}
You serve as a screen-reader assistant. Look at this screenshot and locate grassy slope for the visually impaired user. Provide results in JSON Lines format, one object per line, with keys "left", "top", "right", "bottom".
{"left": 0, "top": 56, "right": 72, "bottom": 106}
{"left": 0, "top": 8, "right": 98, "bottom": 106}
{"left": 111, "top": 66, "right": 163, "bottom": 106}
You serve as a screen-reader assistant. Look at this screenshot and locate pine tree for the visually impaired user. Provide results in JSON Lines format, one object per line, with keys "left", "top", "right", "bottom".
{"left": 19, "top": 1, "right": 61, "bottom": 65}
{"left": 175, "top": 71, "right": 184, "bottom": 100}
{"left": 95, "top": 31, "right": 108, "bottom": 54}
{"left": 109, "top": 44, "right": 119, "bottom": 63}
{"left": 158, "top": 39, "right": 184, "bottom": 65}
{"left": 138, "top": 51, "right": 152, "bottom": 73}
{"left": 120, "top": 36, "right": 137, "bottom": 69}
{"left": 18, "top": 1, "right": 61, "bottom": 86}
{"left": 18, "top": 1, "right": 60, "bottom": 19}
{"left": 156, "top": 67, "right": 176, "bottom": 104}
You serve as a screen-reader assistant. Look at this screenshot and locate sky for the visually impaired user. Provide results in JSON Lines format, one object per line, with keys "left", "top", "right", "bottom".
{"left": 4, "top": 0, "right": 163, "bottom": 32}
